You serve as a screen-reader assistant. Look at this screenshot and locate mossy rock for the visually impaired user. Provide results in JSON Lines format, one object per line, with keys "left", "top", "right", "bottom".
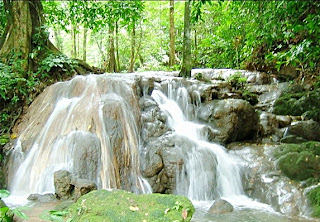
{"left": 67, "top": 189, "right": 195, "bottom": 222}
{"left": 273, "top": 88, "right": 320, "bottom": 121}
{"left": 307, "top": 186, "right": 320, "bottom": 217}
{"left": 274, "top": 142, "right": 320, "bottom": 181}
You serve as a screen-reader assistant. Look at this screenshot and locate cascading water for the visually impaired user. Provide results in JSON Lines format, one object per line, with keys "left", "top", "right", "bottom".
{"left": 4, "top": 71, "right": 311, "bottom": 221}
{"left": 151, "top": 80, "right": 274, "bottom": 212}
{"left": 6, "top": 74, "right": 151, "bottom": 203}
{"left": 152, "top": 89, "right": 244, "bottom": 200}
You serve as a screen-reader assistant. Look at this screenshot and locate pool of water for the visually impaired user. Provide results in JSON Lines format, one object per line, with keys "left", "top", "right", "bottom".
{"left": 191, "top": 200, "right": 316, "bottom": 222}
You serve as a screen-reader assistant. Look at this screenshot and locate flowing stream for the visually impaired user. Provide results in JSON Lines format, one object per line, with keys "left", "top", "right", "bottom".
{"left": 3, "top": 72, "right": 314, "bottom": 221}
{"left": 5, "top": 74, "right": 152, "bottom": 206}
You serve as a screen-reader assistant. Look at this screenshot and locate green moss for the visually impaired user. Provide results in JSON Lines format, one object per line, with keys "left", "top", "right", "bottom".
{"left": 307, "top": 186, "right": 320, "bottom": 217}
{"left": 273, "top": 87, "right": 320, "bottom": 121}
{"left": 67, "top": 190, "right": 195, "bottom": 222}
{"left": 241, "top": 90, "right": 258, "bottom": 105}
{"left": 274, "top": 142, "right": 320, "bottom": 181}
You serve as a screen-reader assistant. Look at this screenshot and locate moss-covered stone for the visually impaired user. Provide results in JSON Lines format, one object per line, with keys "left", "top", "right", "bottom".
{"left": 273, "top": 87, "right": 320, "bottom": 121}
{"left": 274, "top": 142, "right": 320, "bottom": 181}
{"left": 67, "top": 190, "right": 195, "bottom": 222}
{"left": 307, "top": 186, "right": 320, "bottom": 217}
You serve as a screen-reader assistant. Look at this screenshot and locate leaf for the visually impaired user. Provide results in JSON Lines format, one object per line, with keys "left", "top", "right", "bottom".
{"left": 0, "top": 190, "right": 10, "bottom": 198}
{"left": 0, "top": 207, "right": 9, "bottom": 217}
{"left": 129, "top": 206, "right": 139, "bottom": 211}
{"left": 11, "top": 209, "right": 28, "bottom": 219}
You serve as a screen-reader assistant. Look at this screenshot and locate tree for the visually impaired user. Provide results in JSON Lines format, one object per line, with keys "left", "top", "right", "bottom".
{"left": 0, "top": 0, "right": 54, "bottom": 73}
{"left": 179, "top": 0, "right": 192, "bottom": 78}
{"left": 169, "top": 0, "right": 175, "bottom": 67}
{"left": 0, "top": 0, "right": 97, "bottom": 135}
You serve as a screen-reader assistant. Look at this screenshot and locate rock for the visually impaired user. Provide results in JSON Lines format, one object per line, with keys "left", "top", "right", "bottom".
{"left": 276, "top": 115, "right": 292, "bottom": 128}
{"left": 0, "top": 199, "right": 7, "bottom": 208}
{"left": 208, "top": 199, "right": 233, "bottom": 214}
{"left": 54, "top": 170, "right": 74, "bottom": 200}
{"left": 142, "top": 134, "right": 179, "bottom": 194}
{"left": 27, "top": 193, "right": 57, "bottom": 202}
{"left": 280, "top": 135, "right": 307, "bottom": 144}
{"left": 198, "top": 99, "right": 258, "bottom": 143}
{"left": 67, "top": 189, "right": 195, "bottom": 222}
{"left": 142, "top": 146, "right": 163, "bottom": 178}
{"left": 273, "top": 87, "right": 320, "bottom": 122}
{"left": 259, "top": 112, "right": 279, "bottom": 136}
{"left": 285, "top": 120, "right": 320, "bottom": 141}
{"left": 274, "top": 142, "right": 320, "bottom": 181}
{"left": 73, "top": 178, "right": 97, "bottom": 200}
{"left": 54, "top": 170, "right": 97, "bottom": 201}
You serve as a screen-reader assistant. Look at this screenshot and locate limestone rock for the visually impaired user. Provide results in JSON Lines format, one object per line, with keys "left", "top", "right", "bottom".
{"left": 285, "top": 120, "right": 320, "bottom": 142}
{"left": 67, "top": 189, "right": 195, "bottom": 222}
{"left": 54, "top": 170, "right": 74, "bottom": 200}
{"left": 27, "top": 193, "right": 57, "bottom": 202}
{"left": 198, "top": 99, "right": 258, "bottom": 143}
{"left": 54, "top": 170, "right": 97, "bottom": 201}
{"left": 208, "top": 199, "right": 233, "bottom": 214}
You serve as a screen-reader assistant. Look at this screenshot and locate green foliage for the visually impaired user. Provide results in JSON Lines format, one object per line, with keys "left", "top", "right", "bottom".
{"left": 0, "top": 1, "right": 6, "bottom": 38}
{"left": 0, "top": 190, "right": 28, "bottom": 222}
{"left": 307, "top": 186, "right": 320, "bottom": 217}
{"left": 273, "top": 85, "right": 320, "bottom": 121}
{"left": 0, "top": 53, "right": 39, "bottom": 135}
{"left": 36, "top": 54, "right": 77, "bottom": 79}
{"left": 67, "top": 190, "right": 195, "bottom": 222}
{"left": 40, "top": 210, "right": 71, "bottom": 222}
{"left": 241, "top": 90, "right": 259, "bottom": 105}
{"left": 227, "top": 72, "right": 247, "bottom": 89}
{"left": 274, "top": 142, "right": 320, "bottom": 181}
{"left": 194, "top": 73, "right": 212, "bottom": 83}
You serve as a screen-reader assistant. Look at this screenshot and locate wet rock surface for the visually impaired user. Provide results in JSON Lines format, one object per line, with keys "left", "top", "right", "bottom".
{"left": 228, "top": 143, "right": 309, "bottom": 217}
{"left": 198, "top": 99, "right": 258, "bottom": 143}
{"left": 208, "top": 199, "right": 234, "bottom": 214}
{"left": 27, "top": 193, "right": 57, "bottom": 202}
{"left": 54, "top": 170, "right": 97, "bottom": 201}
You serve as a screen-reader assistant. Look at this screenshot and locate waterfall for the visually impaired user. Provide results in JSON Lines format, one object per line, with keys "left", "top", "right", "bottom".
{"left": 152, "top": 84, "right": 244, "bottom": 201}
{"left": 6, "top": 74, "right": 151, "bottom": 197}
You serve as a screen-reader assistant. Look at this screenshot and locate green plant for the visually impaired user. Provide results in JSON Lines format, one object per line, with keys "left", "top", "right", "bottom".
{"left": 0, "top": 190, "right": 28, "bottom": 221}
{"left": 36, "top": 54, "right": 77, "bottom": 79}
{"left": 40, "top": 210, "right": 71, "bottom": 222}
{"left": 227, "top": 72, "right": 247, "bottom": 89}
{"left": 307, "top": 186, "right": 320, "bottom": 217}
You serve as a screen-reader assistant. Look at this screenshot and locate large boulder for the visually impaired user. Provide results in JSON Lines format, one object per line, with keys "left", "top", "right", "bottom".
{"left": 208, "top": 199, "right": 233, "bottom": 214}
{"left": 198, "top": 99, "right": 258, "bottom": 143}
{"left": 274, "top": 142, "right": 320, "bottom": 181}
{"left": 141, "top": 134, "right": 181, "bottom": 194}
{"left": 54, "top": 170, "right": 97, "bottom": 200}
{"left": 67, "top": 189, "right": 195, "bottom": 222}
{"left": 284, "top": 120, "right": 320, "bottom": 142}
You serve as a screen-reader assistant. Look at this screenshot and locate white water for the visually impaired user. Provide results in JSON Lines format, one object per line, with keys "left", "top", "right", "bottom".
{"left": 5, "top": 75, "right": 151, "bottom": 205}
{"left": 151, "top": 82, "right": 274, "bottom": 211}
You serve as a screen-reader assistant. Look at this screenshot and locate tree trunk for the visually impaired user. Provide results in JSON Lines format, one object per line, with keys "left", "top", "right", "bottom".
{"left": 107, "top": 24, "right": 116, "bottom": 73}
{"left": 71, "top": 25, "right": 77, "bottom": 58}
{"left": 169, "top": 0, "right": 175, "bottom": 67}
{"left": 82, "top": 28, "right": 87, "bottom": 62}
{"left": 0, "top": 0, "right": 46, "bottom": 73}
{"left": 77, "top": 31, "right": 80, "bottom": 58}
{"left": 179, "top": 0, "right": 192, "bottom": 78}
{"left": 0, "top": 0, "right": 99, "bottom": 135}
{"left": 129, "top": 22, "right": 136, "bottom": 73}
{"left": 54, "top": 29, "right": 63, "bottom": 52}
{"left": 96, "top": 39, "right": 106, "bottom": 69}
{"left": 115, "top": 22, "right": 120, "bottom": 72}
